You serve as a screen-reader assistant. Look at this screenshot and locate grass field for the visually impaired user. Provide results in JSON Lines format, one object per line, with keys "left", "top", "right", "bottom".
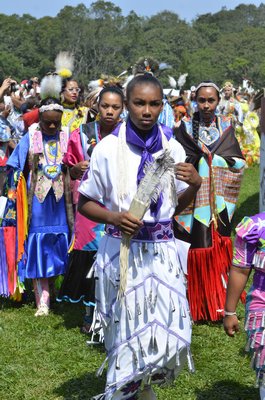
{"left": 0, "top": 165, "right": 260, "bottom": 400}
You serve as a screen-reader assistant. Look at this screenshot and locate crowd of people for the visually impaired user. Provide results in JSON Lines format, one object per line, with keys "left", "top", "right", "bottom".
{"left": 0, "top": 53, "right": 264, "bottom": 399}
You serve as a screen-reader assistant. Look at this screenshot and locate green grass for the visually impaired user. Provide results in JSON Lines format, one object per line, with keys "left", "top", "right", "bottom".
{"left": 0, "top": 166, "right": 260, "bottom": 400}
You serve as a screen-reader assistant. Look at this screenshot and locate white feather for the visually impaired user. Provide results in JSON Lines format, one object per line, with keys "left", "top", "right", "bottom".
{"left": 117, "top": 69, "right": 129, "bottom": 78}
{"left": 40, "top": 75, "right": 62, "bottom": 100}
{"left": 123, "top": 74, "right": 134, "bottom": 89}
{"left": 159, "top": 62, "right": 172, "bottom": 70}
{"left": 55, "top": 51, "right": 74, "bottom": 74}
{"left": 168, "top": 75, "right": 177, "bottom": 89}
{"left": 87, "top": 79, "right": 102, "bottom": 90}
{"left": 178, "top": 73, "right": 188, "bottom": 88}
{"left": 134, "top": 150, "right": 175, "bottom": 207}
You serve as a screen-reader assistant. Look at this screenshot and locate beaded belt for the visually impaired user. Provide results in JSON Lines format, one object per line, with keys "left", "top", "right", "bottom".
{"left": 105, "top": 220, "right": 174, "bottom": 242}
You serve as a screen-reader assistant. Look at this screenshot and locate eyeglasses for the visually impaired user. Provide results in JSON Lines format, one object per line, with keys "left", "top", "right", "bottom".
{"left": 65, "top": 87, "right": 81, "bottom": 93}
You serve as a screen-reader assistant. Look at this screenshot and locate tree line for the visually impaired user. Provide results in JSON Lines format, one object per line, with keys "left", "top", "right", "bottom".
{"left": 1, "top": 1, "right": 265, "bottom": 89}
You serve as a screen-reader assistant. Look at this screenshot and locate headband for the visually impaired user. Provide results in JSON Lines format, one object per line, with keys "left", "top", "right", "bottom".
{"left": 39, "top": 104, "right": 64, "bottom": 113}
{"left": 196, "top": 82, "right": 220, "bottom": 93}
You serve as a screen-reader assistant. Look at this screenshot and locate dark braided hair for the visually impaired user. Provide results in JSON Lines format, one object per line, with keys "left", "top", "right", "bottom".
{"left": 192, "top": 111, "right": 200, "bottom": 143}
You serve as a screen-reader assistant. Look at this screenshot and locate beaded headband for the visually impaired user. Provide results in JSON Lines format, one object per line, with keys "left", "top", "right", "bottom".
{"left": 196, "top": 82, "right": 220, "bottom": 93}
{"left": 39, "top": 104, "right": 64, "bottom": 113}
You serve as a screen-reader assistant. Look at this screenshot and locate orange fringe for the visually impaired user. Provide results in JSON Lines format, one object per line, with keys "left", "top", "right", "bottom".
{"left": 187, "top": 227, "right": 232, "bottom": 322}
{"left": 16, "top": 173, "right": 28, "bottom": 262}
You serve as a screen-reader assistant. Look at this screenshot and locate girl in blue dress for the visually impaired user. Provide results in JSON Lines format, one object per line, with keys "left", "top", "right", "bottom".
{"left": 7, "top": 74, "right": 72, "bottom": 316}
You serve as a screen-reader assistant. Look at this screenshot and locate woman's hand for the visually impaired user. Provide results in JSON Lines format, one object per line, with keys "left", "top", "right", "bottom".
{"left": 111, "top": 211, "right": 143, "bottom": 236}
{"left": 223, "top": 315, "right": 240, "bottom": 337}
{"left": 175, "top": 162, "right": 202, "bottom": 188}
{"left": 70, "top": 160, "right": 89, "bottom": 179}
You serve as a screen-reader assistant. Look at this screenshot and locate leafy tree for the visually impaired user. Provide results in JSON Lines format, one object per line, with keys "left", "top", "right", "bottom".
{"left": 1, "top": 1, "right": 265, "bottom": 91}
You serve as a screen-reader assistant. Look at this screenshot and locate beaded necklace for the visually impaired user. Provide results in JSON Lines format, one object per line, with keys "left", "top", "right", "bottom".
{"left": 198, "top": 118, "right": 220, "bottom": 146}
{"left": 42, "top": 133, "right": 61, "bottom": 180}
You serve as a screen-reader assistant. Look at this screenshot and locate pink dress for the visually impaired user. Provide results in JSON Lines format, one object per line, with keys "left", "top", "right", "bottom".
{"left": 233, "top": 212, "right": 265, "bottom": 387}
{"left": 57, "top": 122, "right": 120, "bottom": 305}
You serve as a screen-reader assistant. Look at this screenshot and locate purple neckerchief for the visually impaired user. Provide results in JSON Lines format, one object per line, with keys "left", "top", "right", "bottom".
{"left": 111, "top": 121, "right": 122, "bottom": 137}
{"left": 114, "top": 118, "right": 172, "bottom": 216}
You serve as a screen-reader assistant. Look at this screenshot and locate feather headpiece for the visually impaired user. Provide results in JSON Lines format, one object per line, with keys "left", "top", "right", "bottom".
{"left": 168, "top": 75, "right": 177, "bottom": 89}
{"left": 132, "top": 56, "right": 159, "bottom": 76}
{"left": 122, "top": 74, "right": 134, "bottom": 89}
{"left": 87, "top": 79, "right": 105, "bottom": 91}
{"left": 159, "top": 62, "right": 172, "bottom": 71}
{"left": 55, "top": 51, "right": 74, "bottom": 79}
{"left": 178, "top": 73, "right": 188, "bottom": 89}
{"left": 223, "top": 81, "right": 234, "bottom": 89}
{"left": 88, "top": 75, "right": 124, "bottom": 92}
{"left": 40, "top": 74, "right": 62, "bottom": 100}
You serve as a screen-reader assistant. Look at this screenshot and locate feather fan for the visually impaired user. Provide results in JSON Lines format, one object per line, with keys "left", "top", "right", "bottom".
{"left": 118, "top": 150, "right": 175, "bottom": 299}
{"left": 40, "top": 74, "right": 62, "bottom": 100}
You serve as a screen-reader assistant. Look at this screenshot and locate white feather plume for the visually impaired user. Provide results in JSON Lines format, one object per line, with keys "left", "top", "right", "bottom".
{"left": 123, "top": 74, "right": 134, "bottom": 89}
{"left": 40, "top": 74, "right": 62, "bottom": 100}
{"left": 168, "top": 75, "right": 177, "bottom": 89}
{"left": 117, "top": 69, "right": 129, "bottom": 78}
{"left": 159, "top": 62, "right": 172, "bottom": 70}
{"left": 55, "top": 51, "right": 74, "bottom": 77}
{"left": 87, "top": 79, "right": 104, "bottom": 91}
{"left": 178, "top": 73, "right": 188, "bottom": 88}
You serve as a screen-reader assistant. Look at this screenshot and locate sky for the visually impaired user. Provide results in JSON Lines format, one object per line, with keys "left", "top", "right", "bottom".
{"left": 0, "top": 0, "right": 264, "bottom": 21}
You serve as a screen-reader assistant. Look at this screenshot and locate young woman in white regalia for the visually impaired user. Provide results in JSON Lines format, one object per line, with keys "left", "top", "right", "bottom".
{"left": 78, "top": 74, "right": 202, "bottom": 400}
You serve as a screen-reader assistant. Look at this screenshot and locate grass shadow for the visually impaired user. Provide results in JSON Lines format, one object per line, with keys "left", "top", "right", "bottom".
{"left": 52, "top": 301, "right": 85, "bottom": 330}
{"left": 195, "top": 379, "right": 258, "bottom": 400}
{"left": 53, "top": 371, "right": 105, "bottom": 399}
{"left": 232, "top": 192, "right": 259, "bottom": 232}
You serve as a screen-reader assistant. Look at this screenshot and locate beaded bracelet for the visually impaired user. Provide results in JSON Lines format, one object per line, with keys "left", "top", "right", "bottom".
{"left": 224, "top": 310, "right": 237, "bottom": 316}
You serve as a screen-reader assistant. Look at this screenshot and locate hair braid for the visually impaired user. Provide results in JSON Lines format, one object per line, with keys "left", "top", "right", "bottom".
{"left": 192, "top": 111, "right": 200, "bottom": 143}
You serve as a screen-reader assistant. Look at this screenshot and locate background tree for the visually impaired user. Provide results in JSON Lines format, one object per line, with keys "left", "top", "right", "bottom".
{"left": 0, "top": 1, "right": 265, "bottom": 90}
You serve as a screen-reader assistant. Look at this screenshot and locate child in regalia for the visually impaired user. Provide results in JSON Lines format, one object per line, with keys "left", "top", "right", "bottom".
{"left": 6, "top": 74, "right": 72, "bottom": 316}
{"left": 224, "top": 212, "right": 265, "bottom": 400}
